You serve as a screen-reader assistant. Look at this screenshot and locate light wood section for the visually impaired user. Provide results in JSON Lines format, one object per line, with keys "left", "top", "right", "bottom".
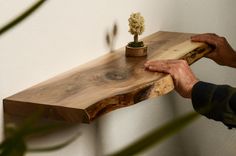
{"left": 149, "top": 40, "right": 211, "bottom": 61}
{"left": 3, "top": 31, "right": 212, "bottom": 123}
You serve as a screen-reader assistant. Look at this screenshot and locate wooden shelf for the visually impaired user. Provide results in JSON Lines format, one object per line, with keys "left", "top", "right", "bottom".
{"left": 3, "top": 31, "right": 212, "bottom": 123}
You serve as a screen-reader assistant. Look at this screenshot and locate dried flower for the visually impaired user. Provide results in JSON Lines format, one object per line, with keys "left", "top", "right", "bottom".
{"left": 128, "top": 12, "right": 145, "bottom": 36}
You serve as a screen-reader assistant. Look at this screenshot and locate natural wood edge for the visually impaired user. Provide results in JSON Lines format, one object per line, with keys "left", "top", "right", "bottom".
{"left": 149, "top": 40, "right": 211, "bottom": 61}
{"left": 3, "top": 75, "right": 175, "bottom": 124}
{"left": 181, "top": 42, "right": 212, "bottom": 65}
{"left": 85, "top": 42, "right": 212, "bottom": 122}
{"left": 85, "top": 74, "right": 174, "bottom": 122}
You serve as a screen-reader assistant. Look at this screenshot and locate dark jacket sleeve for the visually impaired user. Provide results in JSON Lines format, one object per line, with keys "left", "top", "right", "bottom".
{"left": 191, "top": 81, "right": 236, "bottom": 129}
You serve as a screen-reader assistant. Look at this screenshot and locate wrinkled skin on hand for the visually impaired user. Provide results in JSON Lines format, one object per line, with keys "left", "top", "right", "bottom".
{"left": 191, "top": 33, "right": 236, "bottom": 68}
{"left": 144, "top": 60, "right": 198, "bottom": 98}
{"left": 144, "top": 33, "right": 236, "bottom": 99}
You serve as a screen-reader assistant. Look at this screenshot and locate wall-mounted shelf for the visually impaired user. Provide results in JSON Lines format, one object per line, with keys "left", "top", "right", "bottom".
{"left": 3, "top": 31, "right": 212, "bottom": 123}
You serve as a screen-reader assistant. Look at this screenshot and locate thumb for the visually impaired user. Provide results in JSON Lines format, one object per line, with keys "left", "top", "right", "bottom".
{"left": 205, "top": 51, "right": 217, "bottom": 59}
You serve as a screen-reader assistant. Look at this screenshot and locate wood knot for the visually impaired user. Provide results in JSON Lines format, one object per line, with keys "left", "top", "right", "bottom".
{"left": 105, "top": 70, "right": 129, "bottom": 80}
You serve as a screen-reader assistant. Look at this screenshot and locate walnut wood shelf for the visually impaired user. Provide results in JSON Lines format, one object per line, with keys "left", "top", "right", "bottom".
{"left": 3, "top": 31, "right": 212, "bottom": 123}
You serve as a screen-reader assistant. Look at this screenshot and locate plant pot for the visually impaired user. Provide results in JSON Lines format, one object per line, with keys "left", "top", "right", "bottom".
{"left": 125, "top": 45, "right": 148, "bottom": 57}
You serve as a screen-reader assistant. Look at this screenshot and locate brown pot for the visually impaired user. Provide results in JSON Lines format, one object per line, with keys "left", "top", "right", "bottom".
{"left": 125, "top": 45, "right": 148, "bottom": 57}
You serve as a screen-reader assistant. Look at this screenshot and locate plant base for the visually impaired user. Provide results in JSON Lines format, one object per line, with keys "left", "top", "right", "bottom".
{"left": 125, "top": 45, "right": 148, "bottom": 57}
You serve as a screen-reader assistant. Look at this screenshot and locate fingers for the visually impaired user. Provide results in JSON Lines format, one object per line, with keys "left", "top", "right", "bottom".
{"left": 191, "top": 33, "right": 219, "bottom": 47}
{"left": 205, "top": 51, "right": 217, "bottom": 59}
{"left": 145, "top": 59, "right": 180, "bottom": 65}
{"left": 191, "top": 33, "right": 218, "bottom": 40}
{"left": 144, "top": 59, "right": 197, "bottom": 98}
{"left": 144, "top": 60, "right": 172, "bottom": 73}
{"left": 144, "top": 59, "right": 188, "bottom": 74}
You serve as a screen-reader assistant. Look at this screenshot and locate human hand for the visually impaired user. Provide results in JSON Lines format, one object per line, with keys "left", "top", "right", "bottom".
{"left": 191, "top": 33, "right": 236, "bottom": 67}
{"left": 144, "top": 60, "right": 198, "bottom": 98}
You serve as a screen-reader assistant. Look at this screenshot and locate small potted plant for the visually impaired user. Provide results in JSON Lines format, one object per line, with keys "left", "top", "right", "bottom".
{"left": 126, "top": 12, "right": 147, "bottom": 57}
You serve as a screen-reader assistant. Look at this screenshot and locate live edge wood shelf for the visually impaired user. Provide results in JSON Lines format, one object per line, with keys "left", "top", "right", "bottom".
{"left": 3, "top": 31, "right": 212, "bottom": 123}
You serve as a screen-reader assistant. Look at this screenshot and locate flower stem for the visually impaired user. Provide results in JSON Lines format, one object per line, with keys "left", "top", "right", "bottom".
{"left": 134, "top": 34, "right": 138, "bottom": 43}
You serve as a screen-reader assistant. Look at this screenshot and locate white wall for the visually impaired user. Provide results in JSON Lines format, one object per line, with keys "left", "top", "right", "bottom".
{"left": 1, "top": 0, "right": 236, "bottom": 156}
{"left": 166, "top": 1, "right": 236, "bottom": 156}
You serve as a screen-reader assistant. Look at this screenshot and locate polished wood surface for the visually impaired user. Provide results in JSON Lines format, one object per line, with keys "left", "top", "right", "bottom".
{"left": 3, "top": 31, "right": 212, "bottom": 123}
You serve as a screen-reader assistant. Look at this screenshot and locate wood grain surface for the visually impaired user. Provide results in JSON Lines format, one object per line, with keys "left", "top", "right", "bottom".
{"left": 3, "top": 31, "right": 212, "bottom": 123}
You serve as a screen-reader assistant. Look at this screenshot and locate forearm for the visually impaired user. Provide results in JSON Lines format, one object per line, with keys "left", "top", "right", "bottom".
{"left": 191, "top": 81, "right": 236, "bottom": 129}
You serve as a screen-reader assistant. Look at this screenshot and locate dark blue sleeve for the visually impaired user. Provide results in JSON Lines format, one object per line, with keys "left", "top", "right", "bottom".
{"left": 191, "top": 81, "right": 236, "bottom": 129}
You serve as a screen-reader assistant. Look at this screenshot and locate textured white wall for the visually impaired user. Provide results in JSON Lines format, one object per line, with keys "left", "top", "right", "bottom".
{"left": 1, "top": 0, "right": 236, "bottom": 156}
{"left": 0, "top": 0, "right": 165, "bottom": 156}
{"left": 166, "top": 1, "right": 236, "bottom": 156}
